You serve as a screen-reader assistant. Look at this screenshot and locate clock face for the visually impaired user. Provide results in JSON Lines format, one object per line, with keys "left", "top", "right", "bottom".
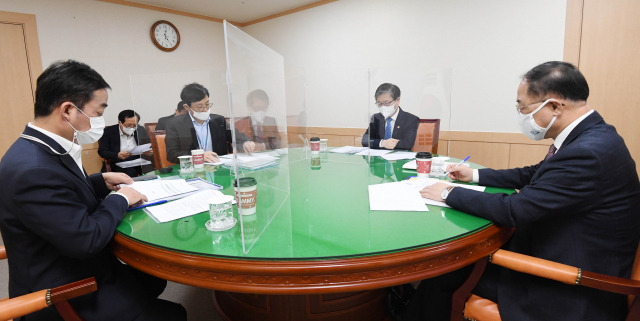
{"left": 151, "top": 20, "right": 180, "bottom": 51}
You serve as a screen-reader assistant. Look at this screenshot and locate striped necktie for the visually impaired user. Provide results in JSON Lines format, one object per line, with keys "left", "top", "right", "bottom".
{"left": 384, "top": 118, "right": 392, "bottom": 140}
{"left": 544, "top": 144, "right": 557, "bottom": 161}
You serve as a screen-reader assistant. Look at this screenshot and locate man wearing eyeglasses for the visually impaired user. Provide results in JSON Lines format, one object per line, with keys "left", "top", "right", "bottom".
{"left": 165, "top": 83, "right": 254, "bottom": 164}
{"left": 98, "top": 109, "right": 153, "bottom": 177}
{"left": 362, "top": 83, "right": 419, "bottom": 150}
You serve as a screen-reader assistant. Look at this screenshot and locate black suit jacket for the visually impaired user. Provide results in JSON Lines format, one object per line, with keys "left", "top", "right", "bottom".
{"left": 0, "top": 126, "right": 157, "bottom": 320}
{"left": 97, "top": 124, "right": 151, "bottom": 176}
{"left": 447, "top": 111, "right": 640, "bottom": 320}
{"left": 155, "top": 114, "right": 174, "bottom": 131}
{"left": 165, "top": 113, "right": 249, "bottom": 164}
{"left": 362, "top": 107, "right": 419, "bottom": 150}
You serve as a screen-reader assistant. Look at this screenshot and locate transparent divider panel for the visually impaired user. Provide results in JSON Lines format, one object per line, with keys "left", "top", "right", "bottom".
{"left": 224, "top": 21, "right": 291, "bottom": 254}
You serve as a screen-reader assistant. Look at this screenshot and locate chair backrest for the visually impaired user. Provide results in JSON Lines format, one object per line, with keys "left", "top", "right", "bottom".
{"left": 411, "top": 119, "right": 440, "bottom": 154}
{"left": 154, "top": 134, "right": 175, "bottom": 169}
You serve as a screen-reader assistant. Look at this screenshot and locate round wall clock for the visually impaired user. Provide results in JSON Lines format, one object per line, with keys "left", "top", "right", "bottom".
{"left": 150, "top": 20, "right": 180, "bottom": 52}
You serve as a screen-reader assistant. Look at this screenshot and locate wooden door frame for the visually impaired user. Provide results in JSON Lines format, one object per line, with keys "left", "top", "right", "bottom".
{"left": 0, "top": 10, "right": 43, "bottom": 100}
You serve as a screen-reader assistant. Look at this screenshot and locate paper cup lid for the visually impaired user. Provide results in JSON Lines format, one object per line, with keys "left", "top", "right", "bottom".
{"left": 234, "top": 177, "right": 257, "bottom": 187}
{"left": 310, "top": 137, "right": 320, "bottom": 142}
{"left": 416, "top": 152, "right": 432, "bottom": 159}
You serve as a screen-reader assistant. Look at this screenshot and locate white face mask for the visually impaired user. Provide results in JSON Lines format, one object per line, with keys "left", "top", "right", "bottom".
{"left": 517, "top": 99, "right": 556, "bottom": 140}
{"left": 122, "top": 126, "right": 136, "bottom": 136}
{"left": 378, "top": 105, "right": 396, "bottom": 118}
{"left": 250, "top": 110, "right": 266, "bottom": 124}
{"left": 190, "top": 107, "right": 210, "bottom": 121}
{"left": 66, "top": 104, "right": 105, "bottom": 145}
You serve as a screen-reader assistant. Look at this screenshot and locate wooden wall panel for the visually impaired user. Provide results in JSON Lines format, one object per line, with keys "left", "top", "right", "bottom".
{"left": 509, "top": 144, "right": 550, "bottom": 168}
{"left": 448, "top": 141, "right": 510, "bottom": 170}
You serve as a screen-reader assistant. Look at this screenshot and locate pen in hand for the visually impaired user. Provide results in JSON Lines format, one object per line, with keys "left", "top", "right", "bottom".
{"left": 443, "top": 155, "right": 470, "bottom": 179}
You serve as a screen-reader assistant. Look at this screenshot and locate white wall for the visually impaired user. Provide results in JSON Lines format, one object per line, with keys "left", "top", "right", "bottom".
{"left": 1, "top": 0, "right": 227, "bottom": 126}
{"left": 243, "top": 0, "right": 568, "bottom": 132}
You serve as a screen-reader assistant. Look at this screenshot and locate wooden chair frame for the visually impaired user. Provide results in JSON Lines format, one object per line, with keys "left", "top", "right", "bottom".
{"left": 412, "top": 119, "right": 440, "bottom": 154}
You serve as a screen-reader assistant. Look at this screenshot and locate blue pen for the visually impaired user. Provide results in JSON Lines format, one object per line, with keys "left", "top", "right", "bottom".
{"left": 443, "top": 156, "right": 470, "bottom": 178}
{"left": 127, "top": 200, "right": 167, "bottom": 211}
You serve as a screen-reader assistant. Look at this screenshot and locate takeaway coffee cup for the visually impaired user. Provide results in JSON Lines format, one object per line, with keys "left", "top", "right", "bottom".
{"left": 191, "top": 149, "right": 204, "bottom": 169}
{"left": 233, "top": 177, "right": 257, "bottom": 215}
{"left": 310, "top": 137, "right": 320, "bottom": 154}
{"left": 416, "top": 152, "right": 433, "bottom": 178}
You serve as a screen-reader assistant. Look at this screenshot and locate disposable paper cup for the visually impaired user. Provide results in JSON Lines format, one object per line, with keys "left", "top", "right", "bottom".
{"left": 310, "top": 137, "right": 320, "bottom": 154}
{"left": 178, "top": 155, "right": 194, "bottom": 173}
{"left": 191, "top": 149, "right": 204, "bottom": 169}
{"left": 319, "top": 139, "right": 328, "bottom": 152}
{"left": 234, "top": 177, "right": 257, "bottom": 215}
{"left": 415, "top": 152, "right": 433, "bottom": 178}
{"left": 431, "top": 156, "right": 449, "bottom": 178}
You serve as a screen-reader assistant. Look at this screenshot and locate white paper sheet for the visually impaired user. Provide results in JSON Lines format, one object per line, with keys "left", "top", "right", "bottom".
{"left": 125, "top": 179, "right": 198, "bottom": 202}
{"left": 403, "top": 178, "right": 486, "bottom": 208}
{"left": 355, "top": 148, "right": 393, "bottom": 156}
{"left": 402, "top": 158, "right": 452, "bottom": 170}
{"left": 116, "top": 158, "right": 152, "bottom": 168}
{"left": 382, "top": 152, "right": 416, "bottom": 161}
{"left": 145, "top": 190, "right": 224, "bottom": 223}
{"left": 128, "top": 143, "right": 152, "bottom": 155}
{"left": 330, "top": 146, "right": 368, "bottom": 154}
{"left": 368, "top": 181, "right": 429, "bottom": 212}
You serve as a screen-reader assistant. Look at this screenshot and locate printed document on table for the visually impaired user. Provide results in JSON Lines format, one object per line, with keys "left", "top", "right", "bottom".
{"left": 368, "top": 181, "right": 429, "bottom": 212}
{"left": 116, "top": 158, "right": 152, "bottom": 168}
{"left": 382, "top": 152, "right": 416, "bottom": 161}
{"left": 125, "top": 179, "right": 199, "bottom": 202}
{"left": 404, "top": 178, "right": 486, "bottom": 208}
{"left": 330, "top": 146, "right": 368, "bottom": 154}
{"left": 145, "top": 190, "right": 224, "bottom": 223}
{"left": 355, "top": 148, "right": 392, "bottom": 156}
{"left": 128, "top": 143, "right": 152, "bottom": 155}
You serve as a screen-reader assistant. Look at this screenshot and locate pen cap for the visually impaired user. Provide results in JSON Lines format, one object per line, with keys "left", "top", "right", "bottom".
{"left": 415, "top": 152, "right": 432, "bottom": 159}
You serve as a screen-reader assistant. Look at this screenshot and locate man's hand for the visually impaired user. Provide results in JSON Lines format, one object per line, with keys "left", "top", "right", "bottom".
{"left": 420, "top": 182, "right": 450, "bottom": 202}
{"left": 203, "top": 151, "right": 219, "bottom": 163}
{"left": 446, "top": 163, "right": 473, "bottom": 182}
{"left": 143, "top": 149, "right": 153, "bottom": 156}
{"left": 380, "top": 138, "right": 399, "bottom": 149}
{"left": 118, "top": 187, "right": 148, "bottom": 206}
{"left": 118, "top": 151, "right": 132, "bottom": 160}
{"left": 103, "top": 172, "right": 133, "bottom": 191}
{"left": 243, "top": 141, "right": 256, "bottom": 154}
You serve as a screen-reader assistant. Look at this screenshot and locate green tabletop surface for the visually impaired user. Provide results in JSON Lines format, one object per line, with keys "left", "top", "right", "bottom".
{"left": 116, "top": 148, "right": 513, "bottom": 260}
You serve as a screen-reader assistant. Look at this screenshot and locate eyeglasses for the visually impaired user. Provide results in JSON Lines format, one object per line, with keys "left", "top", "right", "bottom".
{"left": 190, "top": 103, "right": 213, "bottom": 112}
{"left": 375, "top": 99, "right": 397, "bottom": 107}
{"left": 515, "top": 101, "right": 545, "bottom": 113}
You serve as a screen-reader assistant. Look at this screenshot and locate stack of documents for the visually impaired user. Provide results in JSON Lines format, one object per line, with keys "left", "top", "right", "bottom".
{"left": 128, "top": 143, "right": 152, "bottom": 155}
{"left": 116, "top": 158, "right": 152, "bottom": 168}
{"left": 330, "top": 146, "right": 368, "bottom": 154}
{"left": 145, "top": 189, "right": 225, "bottom": 223}
{"left": 125, "top": 179, "right": 199, "bottom": 203}
{"left": 218, "top": 154, "right": 279, "bottom": 170}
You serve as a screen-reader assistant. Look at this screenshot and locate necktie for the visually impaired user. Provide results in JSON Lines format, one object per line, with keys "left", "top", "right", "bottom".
{"left": 544, "top": 144, "right": 557, "bottom": 161}
{"left": 384, "top": 118, "right": 392, "bottom": 140}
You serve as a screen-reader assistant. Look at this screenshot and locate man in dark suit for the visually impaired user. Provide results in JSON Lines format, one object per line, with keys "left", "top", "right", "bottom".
{"left": 156, "top": 101, "right": 187, "bottom": 131}
{"left": 0, "top": 60, "right": 186, "bottom": 320}
{"left": 165, "top": 83, "right": 254, "bottom": 164}
{"left": 98, "top": 109, "right": 153, "bottom": 177}
{"left": 234, "top": 89, "right": 282, "bottom": 151}
{"left": 362, "top": 83, "right": 419, "bottom": 150}
{"left": 419, "top": 61, "right": 640, "bottom": 321}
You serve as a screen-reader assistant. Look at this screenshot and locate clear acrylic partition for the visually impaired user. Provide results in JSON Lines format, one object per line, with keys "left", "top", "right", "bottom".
{"left": 365, "top": 68, "right": 452, "bottom": 185}
{"left": 224, "top": 21, "right": 292, "bottom": 253}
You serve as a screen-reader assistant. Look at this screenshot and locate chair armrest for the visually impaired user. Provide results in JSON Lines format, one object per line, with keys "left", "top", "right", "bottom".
{"left": 0, "top": 245, "right": 6, "bottom": 260}
{"left": 492, "top": 250, "right": 640, "bottom": 295}
{"left": 0, "top": 277, "right": 97, "bottom": 321}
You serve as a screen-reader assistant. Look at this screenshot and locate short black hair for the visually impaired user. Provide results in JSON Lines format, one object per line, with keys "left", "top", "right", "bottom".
{"left": 180, "top": 83, "right": 209, "bottom": 107}
{"left": 118, "top": 109, "right": 140, "bottom": 123}
{"left": 523, "top": 61, "right": 589, "bottom": 101}
{"left": 374, "top": 83, "right": 401, "bottom": 100}
{"left": 34, "top": 60, "right": 110, "bottom": 118}
{"left": 176, "top": 101, "right": 186, "bottom": 112}
{"left": 247, "top": 89, "right": 269, "bottom": 106}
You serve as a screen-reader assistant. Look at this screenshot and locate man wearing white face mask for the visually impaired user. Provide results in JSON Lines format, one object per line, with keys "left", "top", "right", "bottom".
{"left": 165, "top": 83, "right": 254, "bottom": 163}
{"left": 235, "top": 89, "right": 281, "bottom": 151}
{"left": 413, "top": 61, "right": 640, "bottom": 321}
{"left": 362, "top": 83, "right": 419, "bottom": 150}
{"left": 98, "top": 109, "right": 153, "bottom": 177}
{"left": 0, "top": 60, "right": 187, "bottom": 320}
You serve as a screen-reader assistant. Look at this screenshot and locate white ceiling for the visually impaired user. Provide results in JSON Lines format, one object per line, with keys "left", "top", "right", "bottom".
{"left": 126, "top": 0, "right": 327, "bottom": 24}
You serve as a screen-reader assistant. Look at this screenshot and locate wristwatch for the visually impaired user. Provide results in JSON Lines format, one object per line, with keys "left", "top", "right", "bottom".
{"left": 441, "top": 186, "right": 455, "bottom": 200}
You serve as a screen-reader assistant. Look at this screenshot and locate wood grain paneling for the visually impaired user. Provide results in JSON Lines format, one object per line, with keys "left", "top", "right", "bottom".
{"left": 448, "top": 141, "right": 510, "bottom": 170}
{"left": 509, "top": 144, "right": 550, "bottom": 168}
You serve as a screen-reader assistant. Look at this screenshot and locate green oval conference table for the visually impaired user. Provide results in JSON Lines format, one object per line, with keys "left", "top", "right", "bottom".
{"left": 111, "top": 148, "right": 513, "bottom": 321}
